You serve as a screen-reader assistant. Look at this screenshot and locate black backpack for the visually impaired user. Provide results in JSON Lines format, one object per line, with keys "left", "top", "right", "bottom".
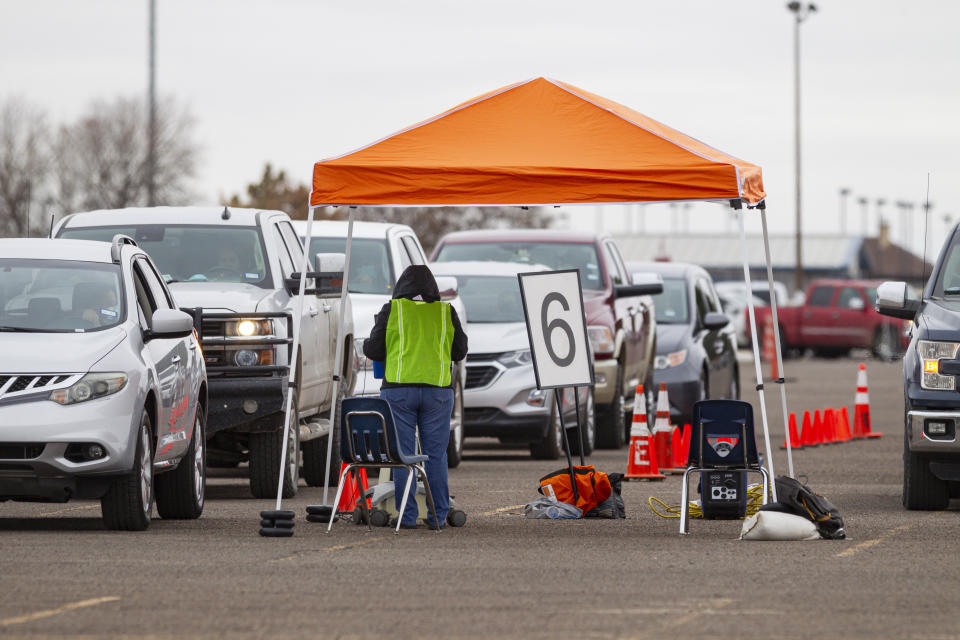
{"left": 760, "top": 475, "right": 846, "bottom": 540}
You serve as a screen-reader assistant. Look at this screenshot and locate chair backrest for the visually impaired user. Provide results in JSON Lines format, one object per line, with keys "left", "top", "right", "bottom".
{"left": 339, "top": 396, "right": 407, "bottom": 465}
{"left": 688, "top": 399, "right": 760, "bottom": 469}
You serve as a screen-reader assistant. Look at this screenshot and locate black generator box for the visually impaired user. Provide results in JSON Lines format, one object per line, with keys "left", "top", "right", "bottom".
{"left": 699, "top": 470, "right": 746, "bottom": 519}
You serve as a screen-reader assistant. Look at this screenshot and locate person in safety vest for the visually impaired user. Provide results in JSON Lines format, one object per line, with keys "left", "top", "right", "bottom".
{"left": 363, "top": 265, "right": 468, "bottom": 529}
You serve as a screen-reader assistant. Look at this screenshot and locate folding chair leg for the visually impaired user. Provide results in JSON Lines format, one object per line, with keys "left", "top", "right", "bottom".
{"left": 415, "top": 463, "right": 440, "bottom": 533}
{"left": 679, "top": 467, "right": 694, "bottom": 535}
{"left": 759, "top": 467, "right": 770, "bottom": 505}
{"left": 327, "top": 463, "right": 354, "bottom": 531}
{"left": 395, "top": 466, "right": 416, "bottom": 534}
{"left": 352, "top": 467, "right": 373, "bottom": 532}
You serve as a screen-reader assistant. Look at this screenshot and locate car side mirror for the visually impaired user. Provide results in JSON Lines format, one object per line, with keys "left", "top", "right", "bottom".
{"left": 435, "top": 276, "right": 458, "bottom": 302}
{"left": 702, "top": 311, "right": 730, "bottom": 330}
{"left": 314, "top": 252, "right": 345, "bottom": 298}
{"left": 876, "top": 281, "right": 920, "bottom": 319}
{"left": 615, "top": 272, "right": 664, "bottom": 298}
{"left": 146, "top": 308, "right": 194, "bottom": 340}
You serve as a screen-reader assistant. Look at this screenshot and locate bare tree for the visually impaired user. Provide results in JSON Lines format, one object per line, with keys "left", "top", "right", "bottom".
{"left": 53, "top": 96, "right": 198, "bottom": 214}
{"left": 0, "top": 98, "right": 50, "bottom": 237}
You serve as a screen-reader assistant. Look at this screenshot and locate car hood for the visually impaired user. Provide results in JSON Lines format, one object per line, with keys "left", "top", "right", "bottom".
{"left": 0, "top": 327, "right": 126, "bottom": 373}
{"left": 168, "top": 282, "right": 273, "bottom": 313}
{"left": 351, "top": 293, "right": 390, "bottom": 340}
{"left": 655, "top": 323, "right": 692, "bottom": 354}
{"left": 465, "top": 322, "right": 530, "bottom": 354}
{"left": 918, "top": 299, "right": 960, "bottom": 341}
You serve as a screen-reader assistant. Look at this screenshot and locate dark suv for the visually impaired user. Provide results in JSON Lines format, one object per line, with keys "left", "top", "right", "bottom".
{"left": 878, "top": 222, "right": 960, "bottom": 510}
{"left": 432, "top": 229, "right": 661, "bottom": 449}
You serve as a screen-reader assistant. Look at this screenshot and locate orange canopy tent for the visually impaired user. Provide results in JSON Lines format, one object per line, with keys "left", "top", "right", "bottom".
{"left": 310, "top": 77, "right": 765, "bottom": 207}
{"left": 281, "top": 78, "right": 791, "bottom": 530}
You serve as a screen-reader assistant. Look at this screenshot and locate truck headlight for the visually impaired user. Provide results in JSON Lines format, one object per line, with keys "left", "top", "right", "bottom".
{"left": 918, "top": 340, "right": 960, "bottom": 390}
{"left": 50, "top": 373, "right": 127, "bottom": 405}
{"left": 587, "top": 326, "right": 615, "bottom": 356}
{"left": 497, "top": 350, "right": 532, "bottom": 368}
{"left": 226, "top": 319, "right": 274, "bottom": 337}
{"left": 232, "top": 348, "right": 274, "bottom": 366}
{"left": 655, "top": 350, "right": 688, "bottom": 370}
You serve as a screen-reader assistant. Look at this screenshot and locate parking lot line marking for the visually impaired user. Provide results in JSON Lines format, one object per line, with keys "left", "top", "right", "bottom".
{"left": 0, "top": 596, "right": 120, "bottom": 628}
{"left": 274, "top": 536, "right": 391, "bottom": 563}
{"left": 836, "top": 523, "right": 916, "bottom": 558}
{"left": 479, "top": 504, "right": 525, "bottom": 516}
{"left": 39, "top": 504, "right": 98, "bottom": 517}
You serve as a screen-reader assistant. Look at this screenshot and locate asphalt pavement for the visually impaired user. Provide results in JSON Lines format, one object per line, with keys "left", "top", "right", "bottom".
{"left": 2, "top": 355, "right": 960, "bottom": 639}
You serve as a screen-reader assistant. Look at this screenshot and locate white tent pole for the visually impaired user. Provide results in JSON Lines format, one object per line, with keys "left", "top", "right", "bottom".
{"left": 737, "top": 209, "right": 777, "bottom": 501}
{"left": 760, "top": 207, "right": 794, "bottom": 478}
{"left": 274, "top": 206, "right": 316, "bottom": 510}
{"left": 322, "top": 206, "right": 354, "bottom": 506}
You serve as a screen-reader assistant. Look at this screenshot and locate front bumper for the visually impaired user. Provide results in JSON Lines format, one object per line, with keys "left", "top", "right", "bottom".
{"left": 0, "top": 384, "right": 140, "bottom": 500}
{"left": 653, "top": 360, "right": 701, "bottom": 425}
{"left": 463, "top": 362, "right": 550, "bottom": 441}
{"left": 207, "top": 376, "right": 287, "bottom": 435}
{"left": 907, "top": 409, "right": 960, "bottom": 453}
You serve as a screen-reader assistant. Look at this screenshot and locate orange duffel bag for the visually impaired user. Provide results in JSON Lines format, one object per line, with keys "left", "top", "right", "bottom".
{"left": 539, "top": 465, "right": 612, "bottom": 515}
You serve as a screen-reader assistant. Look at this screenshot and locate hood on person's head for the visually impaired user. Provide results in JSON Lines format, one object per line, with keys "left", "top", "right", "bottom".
{"left": 393, "top": 265, "right": 441, "bottom": 302}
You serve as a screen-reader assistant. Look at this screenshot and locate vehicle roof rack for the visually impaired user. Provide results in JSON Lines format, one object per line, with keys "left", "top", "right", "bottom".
{"left": 111, "top": 234, "right": 138, "bottom": 263}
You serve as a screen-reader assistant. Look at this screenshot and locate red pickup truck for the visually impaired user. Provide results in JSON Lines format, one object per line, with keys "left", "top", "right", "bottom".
{"left": 752, "top": 279, "right": 909, "bottom": 358}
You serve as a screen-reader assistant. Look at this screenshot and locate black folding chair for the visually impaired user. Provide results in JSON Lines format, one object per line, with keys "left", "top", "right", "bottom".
{"left": 679, "top": 399, "right": 769, "bottom": 534}
{"left": 328, "top": 397, "right": 439, "bottom": 534}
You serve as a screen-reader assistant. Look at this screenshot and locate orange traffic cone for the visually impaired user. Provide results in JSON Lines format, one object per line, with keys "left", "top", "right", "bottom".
{"left": 763, "top": 314, "right": 779, "bottom": 380}
{"left": 854, "top": 363, "right": 883, "bottom": 439}
{"left": 812, "top": 409, "right": 824, "bottom": 446}
{"left": 336, "top": 463, "right": 370, "bottom": 512}
{"left": 838, "top": 406, "right": 853, "bottom": 442}
{"left": 825, "top": 408, "right": 839, "bottom": 444}
{"left": 800, "top": 410, "right": 814, "bottom": 447}
{"left": 671, "top": 427, "right": 684, "bottom": 468}
{"left": 653, "top": 383, "right": 681, "bottom": 474}
{"left": 780, "top": 412, "right": 802, "bottom": 450}
{"left": 624, "top": 384, "right": 665, "bottom": 481}
{"left": 680, "top": 424, "right": 692, "bottom": 466}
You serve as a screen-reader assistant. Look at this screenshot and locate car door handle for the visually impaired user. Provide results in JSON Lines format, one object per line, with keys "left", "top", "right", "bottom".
{"left": 171, "top": 355, "right": 182, "bottom": 364}
{"left": 322, "top": 304, "right": 332, "bottom": 313}
{"left": 309, "top": 307, "right": 319, "bottom": 317}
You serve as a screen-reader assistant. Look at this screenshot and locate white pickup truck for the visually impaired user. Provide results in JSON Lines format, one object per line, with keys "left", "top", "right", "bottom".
{"left": 57, "top": 207, "right": 355, "bottom": 498}
{"left": 294, "top": 220, "right": 467, "bottom": 467}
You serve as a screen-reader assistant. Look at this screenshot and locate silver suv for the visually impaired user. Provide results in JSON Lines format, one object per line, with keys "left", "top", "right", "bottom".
{"left": 0, "top": 237, "right": 207, "bottom": 530}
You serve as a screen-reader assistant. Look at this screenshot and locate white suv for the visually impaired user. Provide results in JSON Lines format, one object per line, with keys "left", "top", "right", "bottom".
{"left": 0, "top": 237, "right": 207, "bottom": 530}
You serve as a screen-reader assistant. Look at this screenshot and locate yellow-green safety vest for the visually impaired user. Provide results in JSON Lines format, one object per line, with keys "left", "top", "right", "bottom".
{"left": 385, "top": 298, "right": 454, "bottom": 386}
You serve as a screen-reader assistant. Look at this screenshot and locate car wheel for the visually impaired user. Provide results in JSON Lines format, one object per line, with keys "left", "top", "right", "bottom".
{"left": 249, "top": 388, "right": 300, "bottom": 499}
{"left": 303, "top": 383, "right": 343, "bottom": 487}
{"left": 569, "top": 388, "right": 596, "bottom": 456}
{"left": 873, "top": 326, "right": 899, "bottom": 361}
{"left": 446, "top": 382, "right": 464, "bottom": 468}
{"left": 156, "top": 402, "right": 206, "bottom": 519}
{"left": 101, "top": 410, "right": 153, "bottom": 531}
{"left": 596, "top": 366, "right": 626, "bottom": 449}
{"left": 902, "top": 405, "right": 949, "bottom": 510}
{"left": 529, "top": 397, "right": 562, "bottom": 460}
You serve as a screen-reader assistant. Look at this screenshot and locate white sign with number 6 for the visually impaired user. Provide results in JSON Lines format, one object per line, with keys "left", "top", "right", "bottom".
{"left": 518, "top": 269, "right": 594, "bottom": 389}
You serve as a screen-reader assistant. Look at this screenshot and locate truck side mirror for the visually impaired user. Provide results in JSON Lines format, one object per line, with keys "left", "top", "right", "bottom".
{"left": 702, "top": 311, "right": 731, "bottom": 330}
{"left": 876, "top": 281, "right": 920, "bottom": 319}
{"left": 314, "top": 252, "right": 346, "bottom": 298}
{"left": 615, "top": 272, "right": 664, "bottom": 298}
{"left": 435, "top": 276, "right": 458, "bottom": 301}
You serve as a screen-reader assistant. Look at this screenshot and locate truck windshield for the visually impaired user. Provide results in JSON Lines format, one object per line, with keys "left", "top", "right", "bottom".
{"left": 59, "top": 225, "right": 271, "bottom": 287}
{"left": 651, "top": 278, "right": 689, "bottom": 324}
{"left": 308, "top": 237, "right": 393, "bottom": 295}
{"left": 934, "top": 236, "right": 960, "bottom": 297}
{"left": 447, "top": 275, "right": 525, "bottom": 323}
{"left": 0, "top": 259, "right": 124, "bottom": 332}
{"left": 434, "top": 242, "right": 605, "bottom": 290}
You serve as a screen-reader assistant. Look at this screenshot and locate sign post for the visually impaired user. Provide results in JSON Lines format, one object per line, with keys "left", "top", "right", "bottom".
{"left": 518, "top": 269, "right": 594, "bottom": 497}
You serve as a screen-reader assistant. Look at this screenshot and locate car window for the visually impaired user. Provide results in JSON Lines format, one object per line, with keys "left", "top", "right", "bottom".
{"left": 132, "top": 262, "right": 159, "bottom": 329}
{"left": 694, "top": 281, "right": 711, "bottom": 323}
{"left": 607, "top": 242, "right": 630, "bottom": 284}
{"left": 273, "top": 224, "right": 295, "bottom": 276}
{"left": 396, "top": 240, "right": 413, "bottom": 271}
{"left": 698, "top": 278, "right": 720, "bottom": 313}
{"left": 650, "top": 278, "right": 689, "bottom": 324}
{"left": 807, "top": 286, "right": 835, "bottom": 307}
{"left": 309, "top": 237, "right": 394, "bottom": 294}
{"left": 400, "top": 236, "right": 426, "bottom": 265}
{"left": 602, "top": 244, "right": 623, "bottom": 285}
{"left": 934, "top": 234, "right": 960, "bottom": 297}
{"left": 836, "top": 287, "right": 863, "bottom": 309}
{"left": 434, "top": 241, "right": 605, "bottom": 290}
{"left": 449, "top": 275, "right": 525, "bottom": 323}
{"left": 279, "top": 221, "right": 307, "bottom": 269}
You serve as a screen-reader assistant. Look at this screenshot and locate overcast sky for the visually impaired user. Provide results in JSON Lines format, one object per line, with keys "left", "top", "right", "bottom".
{"left": 3, "top": 1, "right": 957, "bottom": 257}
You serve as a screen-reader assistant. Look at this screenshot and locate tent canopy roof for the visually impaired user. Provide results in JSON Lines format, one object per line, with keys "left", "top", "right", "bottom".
{"left": 310, "top": 77, "right": 765, "bottom": 208}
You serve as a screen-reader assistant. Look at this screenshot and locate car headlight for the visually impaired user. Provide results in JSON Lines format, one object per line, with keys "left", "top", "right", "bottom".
{"left": 226, "top": 319, "right": 274, "bottom": 337}
{"left": 50, "top": 372, "right": 127, "bottom": 405}
{"left": 587, "top": 326, "right": 615, "bottom": 356}
{"left": 497, "top": 349, "right": 532, "bottom": 368}
{"left": 232, "top": 348, "right": 274, "bottom": 366}
{"left": 918, "top": 340, "right": 960, "bottom": 390}
{"left": 655, "top": 350, "right": 688, "bottom": 370}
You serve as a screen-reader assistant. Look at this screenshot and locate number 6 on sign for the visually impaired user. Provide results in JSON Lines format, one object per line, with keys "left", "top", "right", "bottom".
{"left": 518, "top": 269, "right": 594, "bottom": 389}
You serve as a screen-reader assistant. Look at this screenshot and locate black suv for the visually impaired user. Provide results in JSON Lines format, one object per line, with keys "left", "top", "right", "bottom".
{"left": 878, "top": 223, "right": 960, "bottom": 510}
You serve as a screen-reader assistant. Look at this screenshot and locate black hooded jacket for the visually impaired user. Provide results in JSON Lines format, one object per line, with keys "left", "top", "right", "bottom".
{"left": 363, "top": 265, "right": 468, "bottom": 389}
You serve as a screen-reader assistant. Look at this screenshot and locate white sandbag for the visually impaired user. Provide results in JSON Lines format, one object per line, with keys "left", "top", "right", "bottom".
{"left": 740, "top": 510, "right": 820, "bottom": 541}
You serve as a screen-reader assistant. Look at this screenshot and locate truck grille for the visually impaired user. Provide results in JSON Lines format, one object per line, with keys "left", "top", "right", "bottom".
{"left": 467, "top": 352, "right": 506, "bottom": 363}
{"left": 0, "top": 443, "right": 45, "bottom": 459}
{"left": 0, "top": 374, "right": 77, "bottom": 401}
{"left": 465, "top": 366, "right": 499, "bottom": 389}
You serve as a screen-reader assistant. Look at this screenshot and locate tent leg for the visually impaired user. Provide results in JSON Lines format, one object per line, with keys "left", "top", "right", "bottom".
{"left": 322, "top": 207, "right": 355, "bottom": 506}
{"left": 737, "top": 210, "right": 778, "bottom": 502}
{"left": 760, "top": 207, "right": 794, "bottom": 479}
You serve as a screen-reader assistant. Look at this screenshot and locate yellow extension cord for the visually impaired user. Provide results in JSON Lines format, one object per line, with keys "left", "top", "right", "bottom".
{"left": 648, "top": 484, "right": 766, "bottom": 519}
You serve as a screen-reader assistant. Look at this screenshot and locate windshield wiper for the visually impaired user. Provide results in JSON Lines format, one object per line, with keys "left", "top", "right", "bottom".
{"left": 0, "top": 326, "right": 43, "bottom": 332}
{"left": 944, "top": 287, "right": 960, "bottom": 296}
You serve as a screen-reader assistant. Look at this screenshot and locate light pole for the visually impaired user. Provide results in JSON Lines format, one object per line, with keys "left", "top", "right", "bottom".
{"left": 857, "top": 196, "right": 869, "bottom": 235}
{"left": 839, "top": 187, "right": 850, "bottom": 235}
{"left": 147, "top": 0, "right": 157, "bottom": 206}
{"left": 787, "top": 1, "right": 817, "bottom": 293}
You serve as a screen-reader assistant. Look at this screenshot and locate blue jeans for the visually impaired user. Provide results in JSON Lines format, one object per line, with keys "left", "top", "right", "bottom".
{"left": 381, "top": 386, "right": 453, "bottom": 526}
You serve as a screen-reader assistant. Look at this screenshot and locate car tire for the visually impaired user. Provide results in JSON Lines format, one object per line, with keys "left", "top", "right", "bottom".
{"left": 101, "top": 410, "right": 154, "bottom": 531}
{"left": 596, "top": 366, "right": 626, "bottom": 449}
{"left": 302, "top": 384, "right": 343, "bottom": 487}
{"left": 155, "top": 403, "right": 206, "bottom": 520}
{"left": 568, "top": 388, "right": 595, "bottom": 456}
{"left": 902, "top": 406, "right": 949, "bottom": 510}
{"left": 249, "top": 389, "right": 300, "bottom": 499}
{"left": 529, "top": 397, "right": 562, "bottom": 460}
{"left": 446, "top": 382, "right": 464, "bottom": 468}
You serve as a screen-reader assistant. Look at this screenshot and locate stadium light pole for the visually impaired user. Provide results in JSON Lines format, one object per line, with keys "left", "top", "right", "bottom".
{"left": 147, "top": 0, "right": 157, "bottom": 207}
{"left": 857, "top": 196, "right": 869, "bottom": 236}
{"left": 839, "top": 187, "right": 851, "bottom": 235}
{"left": 787, "top": 1, "right": 817, "bottom": 293}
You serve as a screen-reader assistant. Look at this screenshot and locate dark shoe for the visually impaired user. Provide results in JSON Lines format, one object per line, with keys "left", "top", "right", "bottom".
{"left": 424, "top": 519, "right": 445, "bottom": 530}
{"left": 389, "top": 518, "right": 417, "bottom": 530}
